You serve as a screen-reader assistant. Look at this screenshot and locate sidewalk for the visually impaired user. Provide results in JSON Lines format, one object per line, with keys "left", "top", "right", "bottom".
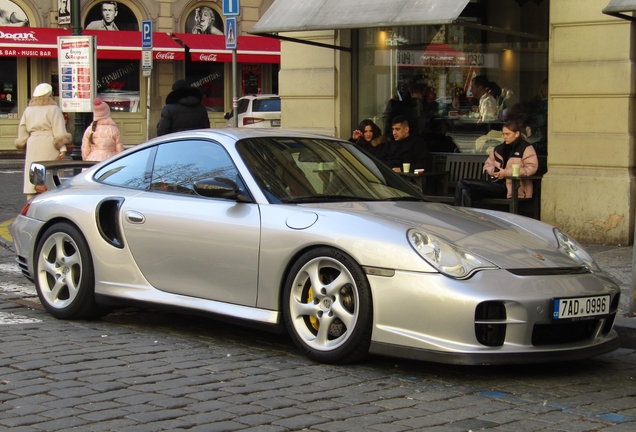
{"left": 1, "top": 158, "right": 635, "bottom": 348}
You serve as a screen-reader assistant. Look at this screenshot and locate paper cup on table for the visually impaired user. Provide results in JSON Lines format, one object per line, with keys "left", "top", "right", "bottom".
{"left": 402, "top": 163, "right": 411, "bottom": 173}
{"left": 512, "top": 164, "right": 520, "bottom": 177}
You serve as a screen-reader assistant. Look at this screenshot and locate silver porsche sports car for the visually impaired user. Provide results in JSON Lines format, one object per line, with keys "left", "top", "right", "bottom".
{"left": 11, "top": 129, "right": 620, "bottom": 365}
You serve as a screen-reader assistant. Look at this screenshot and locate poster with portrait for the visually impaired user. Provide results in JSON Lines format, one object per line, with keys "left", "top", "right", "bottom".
{"left": 58, "top": 0, "right": 71, "bottom": 25}
{"left": 185, "top": 6, "right": 224, "bottom": 35}
{"left": 242, "top": 65, "right": 261, "bottom": 96}
{"left": 0, "top": 0, "right": 29, "bottom": 27}
{"left": 84, "top": 1, "right": 138, "bottom": 31}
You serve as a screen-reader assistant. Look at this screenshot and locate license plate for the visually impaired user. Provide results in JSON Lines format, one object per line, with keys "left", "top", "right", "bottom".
{"left": 271, "top": 120, "right": 281, "bottom": 127}
{"left": 553, "top": 295, "right": 610, "bottom": 320}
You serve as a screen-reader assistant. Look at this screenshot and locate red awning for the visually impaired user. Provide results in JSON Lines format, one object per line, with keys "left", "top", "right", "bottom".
{"left": 174, "top": 33, "right": 280, "bottom": 63}
{"left": 84, "top": 30, "right": 185, "bottom": 61}
{"left": 0, "top": 27, "right": 70, "bottom": 58}
{"left": 0, "top": 27, "right": 184, "bottom": 60}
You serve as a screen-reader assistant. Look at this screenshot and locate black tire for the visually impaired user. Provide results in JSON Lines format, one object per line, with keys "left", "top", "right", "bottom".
{"left": 34, "top": 222, "right": 101, "bottom": 319}
{"left": 283, "top": 247, "right": 373, "bottom": 364}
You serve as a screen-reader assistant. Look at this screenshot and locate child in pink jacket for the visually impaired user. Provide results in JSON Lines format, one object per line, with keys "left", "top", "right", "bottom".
{"left": 81, "top": 98, "right": 124, "bottom": 161}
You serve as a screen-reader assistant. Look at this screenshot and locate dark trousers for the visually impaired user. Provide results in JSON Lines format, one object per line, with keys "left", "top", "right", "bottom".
{"left": 454, "top": 179, "right": 507, "bottom": 207}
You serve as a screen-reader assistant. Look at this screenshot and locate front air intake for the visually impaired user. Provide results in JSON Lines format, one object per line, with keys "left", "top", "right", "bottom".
{"left": 475, "top": 301, "right": 506, "bottom": 346}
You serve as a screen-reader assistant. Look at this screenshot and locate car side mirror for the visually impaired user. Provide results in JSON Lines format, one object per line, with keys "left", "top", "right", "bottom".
{"left": 224, "top": 112, "right": 232, "bottom": 120}
{"left": 193, "top": 177, "right": 250, "bottom": 202}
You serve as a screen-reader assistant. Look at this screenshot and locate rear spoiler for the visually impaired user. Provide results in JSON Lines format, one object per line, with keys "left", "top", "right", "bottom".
{"left": 30, "top": 160, "right": 98, "bottom": 191}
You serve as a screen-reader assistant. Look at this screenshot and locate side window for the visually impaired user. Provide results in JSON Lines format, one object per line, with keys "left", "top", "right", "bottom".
{"left": 94, "top": 147, "right": 153, "bottom": 189}
{"left": 253, "top": 98, "right": 280, "bottom": 112}
{"left": 149, "top": 140, "right": 239, "bottom": 196}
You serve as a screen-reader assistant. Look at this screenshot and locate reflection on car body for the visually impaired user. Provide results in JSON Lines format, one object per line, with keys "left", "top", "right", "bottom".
{"left": 10, "top": 129, "right": 621, "bottom": 365}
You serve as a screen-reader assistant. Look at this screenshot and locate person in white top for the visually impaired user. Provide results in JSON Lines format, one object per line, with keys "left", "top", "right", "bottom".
{"left": 471, "top": 75, "right": 497, "bottom": 121}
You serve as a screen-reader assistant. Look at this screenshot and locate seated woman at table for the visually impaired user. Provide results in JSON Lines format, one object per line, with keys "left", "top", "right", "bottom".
{"left": 454, "top": 121, "right": 538, "bottom": 207}
{"left": 350, "top": 119, "right": 390, "bottom": 161}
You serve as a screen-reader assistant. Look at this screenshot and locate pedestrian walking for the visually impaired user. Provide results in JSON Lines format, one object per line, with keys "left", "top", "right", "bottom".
{"left": 157, "top": 79, "right": 210, "bottom": 136}
{"left": 81, "top": 97, "right": 124, "bottom": 162}
{"left": 14, "top": 83, "right": 71, "bottom": 200}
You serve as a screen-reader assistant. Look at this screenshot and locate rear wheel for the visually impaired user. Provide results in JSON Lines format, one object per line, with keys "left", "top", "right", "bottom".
{"left": 34, "top": 222, "right": 101, "bottom": 319}
{"left": 283, "top": 247, "right": 373, "bottom": 364}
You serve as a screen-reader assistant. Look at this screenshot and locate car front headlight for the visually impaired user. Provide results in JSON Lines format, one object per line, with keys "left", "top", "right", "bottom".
{"left": 407, "top": 229, "right": 497, "bottom": 279}
{"left": 554, "top": 228, "right": 601, "bottom": 272}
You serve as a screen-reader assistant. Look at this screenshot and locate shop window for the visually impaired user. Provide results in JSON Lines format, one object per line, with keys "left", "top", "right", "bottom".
{"left": 185, "top": 59, "right": 224, "bottom": 112}
{"left": 84, "top": 1, "right": 139, "bottom": 31}
{"left": 96, "top": 60, "right": 140, "bottom": 113}
{"left": 0, "top": 58, "right": 18, "bottom": 118}
{"left": 356, "top": 2, "right": 548, "bottom": 156}
{"left": 185, "top": 6, "right": 224, "bottom": 34}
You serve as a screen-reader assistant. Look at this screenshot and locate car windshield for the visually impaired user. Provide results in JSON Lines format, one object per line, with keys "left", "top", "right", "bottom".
{"left": 236, "top": 137, "right": 424, "bottom": 204}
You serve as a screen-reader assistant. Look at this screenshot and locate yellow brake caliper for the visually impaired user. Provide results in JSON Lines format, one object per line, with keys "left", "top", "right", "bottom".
{"left": 308, "top": 286, "right": 319, "bottom": 331}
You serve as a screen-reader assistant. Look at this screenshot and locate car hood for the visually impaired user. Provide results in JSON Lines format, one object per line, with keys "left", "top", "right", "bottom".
{"left": 303, "top": 201, "right": 581, "bottom": 270}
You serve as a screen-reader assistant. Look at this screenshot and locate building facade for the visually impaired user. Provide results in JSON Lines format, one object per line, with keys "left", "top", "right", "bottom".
{"left": 255, "top": 0, "right": 635, "bottom": 245}
{"left": 0, "top": 0, "right": 278, "bottom": 150}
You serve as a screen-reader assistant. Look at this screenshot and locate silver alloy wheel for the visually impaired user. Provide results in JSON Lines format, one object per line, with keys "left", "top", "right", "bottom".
{"left": 37, "top": 231, "right": 83, "bottom": 310}
{"left": 288, "top": 256, "right": 359, "bottom": 351}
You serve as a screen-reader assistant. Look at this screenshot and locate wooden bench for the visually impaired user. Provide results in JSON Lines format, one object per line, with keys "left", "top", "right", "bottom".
{"left": 424, "top": 152, "right": 546, "bottom": 219}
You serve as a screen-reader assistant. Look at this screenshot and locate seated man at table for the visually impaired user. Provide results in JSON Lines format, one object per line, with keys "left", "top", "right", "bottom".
{"left": 454, "top": 121, "right": 538, "bottom": 207}
{"left": 384, "top": 115, "right": 432, "bottom": 172}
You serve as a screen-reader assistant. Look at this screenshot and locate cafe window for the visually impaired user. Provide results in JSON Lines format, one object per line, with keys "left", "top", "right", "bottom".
{"left": 0, "top": 58, "right": 18, "bottom": 118}
{"left": 185, "top": 59, "right": 224, "bottom": 112}
{"left": 356, "top": 1, "right": 549, "bottom": 155}
{"left": 95, "top": 60, "right": 140, "bottom": 113}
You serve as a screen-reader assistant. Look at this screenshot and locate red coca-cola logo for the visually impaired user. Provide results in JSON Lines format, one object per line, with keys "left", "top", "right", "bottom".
{"left": 156, "top": 52, "right": 175, "bottom": 60}
{"left": 198, "top": 53, "right": 218, "bottom": 62}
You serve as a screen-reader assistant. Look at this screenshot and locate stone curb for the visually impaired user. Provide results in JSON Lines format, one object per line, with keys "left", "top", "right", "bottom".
{"left": 615, "top": 317, "right": 636, "bottom": 350}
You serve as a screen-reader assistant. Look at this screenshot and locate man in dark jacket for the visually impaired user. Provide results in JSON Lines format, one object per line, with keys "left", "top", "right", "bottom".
{"left": 157, "top": 79, "right": 210, "bottom": 136}
{"left": 384, "top": 115, "right": 432, "bottom": 172}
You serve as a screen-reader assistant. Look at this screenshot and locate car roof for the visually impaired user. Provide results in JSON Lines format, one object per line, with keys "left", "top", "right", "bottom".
{"left": 240, "top": 94, "right": 279, "bottom": 101}
{"left": 142, "top": 128, "right": 343, "bottom": 146}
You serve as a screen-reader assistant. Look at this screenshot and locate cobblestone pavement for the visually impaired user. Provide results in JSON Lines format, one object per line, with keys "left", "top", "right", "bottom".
{"left": 2, "top": 163, "right": 636, "bottom": 431}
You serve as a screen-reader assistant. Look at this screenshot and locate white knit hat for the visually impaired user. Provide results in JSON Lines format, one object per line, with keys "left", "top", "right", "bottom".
{"left": 33, "top": 83, "right": 53, "bottom": 97}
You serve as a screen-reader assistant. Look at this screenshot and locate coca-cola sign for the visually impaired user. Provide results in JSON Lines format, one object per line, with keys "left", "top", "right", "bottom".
{"left": 155, "top": 52, "right": 175, "bottom": 60}
{"left": 198, "top": 53, "right": 218, "bottom": 62}
{"left": 0, "top": 31, "right": 37, "bottom": 41}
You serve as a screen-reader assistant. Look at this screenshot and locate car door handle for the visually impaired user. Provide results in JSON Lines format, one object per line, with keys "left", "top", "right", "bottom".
{"left": 125, "top": 211, "right": 145, "bottom": 224}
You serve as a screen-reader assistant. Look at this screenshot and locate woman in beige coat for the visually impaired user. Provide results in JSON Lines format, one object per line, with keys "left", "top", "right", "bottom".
{"left": 14, "top": 83, "right": 71, "bottom": 200}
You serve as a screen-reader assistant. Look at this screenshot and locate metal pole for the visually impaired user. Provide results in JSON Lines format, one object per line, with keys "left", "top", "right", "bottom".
{"left": 70, "top": 0, "right": 84, "bottom": 161}
{"left": 232, "top": 49, "right": 238, "bottom": 127}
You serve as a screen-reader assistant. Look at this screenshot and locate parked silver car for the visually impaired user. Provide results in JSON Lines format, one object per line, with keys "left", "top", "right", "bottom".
{"left": 11, "top": 129, "right": 620, "bottom": 365}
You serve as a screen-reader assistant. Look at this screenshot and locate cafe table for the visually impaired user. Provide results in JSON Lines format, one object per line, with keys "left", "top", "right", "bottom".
{"left": 397, "top": 170, "right": 449, "bottom": 194}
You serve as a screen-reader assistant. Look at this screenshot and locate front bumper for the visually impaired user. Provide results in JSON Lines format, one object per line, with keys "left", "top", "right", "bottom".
{"left": 367, "top": 268, "right": 620, "bottom": 364}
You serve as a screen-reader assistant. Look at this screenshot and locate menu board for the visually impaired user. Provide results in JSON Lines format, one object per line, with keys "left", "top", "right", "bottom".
{"left": 57, "top": 36, "right": 96, "bottom": 112}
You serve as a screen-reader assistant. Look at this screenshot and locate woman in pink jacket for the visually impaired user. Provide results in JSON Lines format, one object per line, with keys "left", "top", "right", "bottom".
{"left": 81, "top": 98, "right": 124, "bottom": 162}
{"left": 455, "top": 121, "right": 538, "bottom": 207}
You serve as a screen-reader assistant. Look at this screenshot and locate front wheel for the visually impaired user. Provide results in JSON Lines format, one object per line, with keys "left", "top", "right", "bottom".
{"left": 283, "top": 247, "right": 373, "bottom": 364}
{"left": 34, "top": 222, "right": 101, "bottom": 320}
